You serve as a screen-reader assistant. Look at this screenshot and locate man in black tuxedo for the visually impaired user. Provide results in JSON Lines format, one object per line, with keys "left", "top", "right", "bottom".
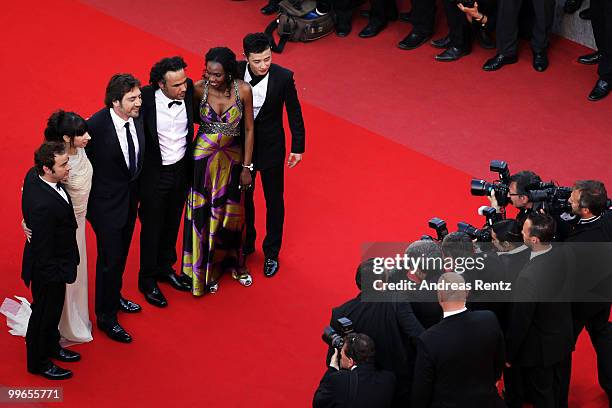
{"left": 504, "top": 213, "right": 575, "bottom": 408}
{"left": 313, "top": 333, "right": 396, "bottom": 408}
{"left": 326, "top": 259, "right": 424, "bottom": 407}
{"left": 412, "top": 272, "right": 506, "bottom": 408}
{"left": 23, "top": 142, "right": 81, "bottom": 380}
{"left": 137, "top": 56, "right": 194, "bottom": 308}
{"left": 86, "top": 73, "right": 144, "bottom": 343}
{"left": 562, "top": 180, "right": 612, "bottom": 405}
{"left": 238, "top": 33, "right": 305, "bottom": 278}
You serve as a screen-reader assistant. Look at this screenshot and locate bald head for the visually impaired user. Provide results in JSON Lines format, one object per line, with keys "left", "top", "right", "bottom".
{"left": 437, "top": 272, "right": 468, "bottom": 308}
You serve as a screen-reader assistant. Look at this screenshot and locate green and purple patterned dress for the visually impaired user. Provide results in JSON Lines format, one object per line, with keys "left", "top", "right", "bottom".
{"left": 182, "top": 80, "right": 245, "bottom": 296}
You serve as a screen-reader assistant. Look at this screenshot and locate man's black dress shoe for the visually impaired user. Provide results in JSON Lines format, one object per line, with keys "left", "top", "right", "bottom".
{"left": 119, "top": 297, "right": 141, "bottom": 313}
{"left": 476, "top": 28, "right": 495, "bottom": 49}
{"left": 564, "top": 0, "right": 583, "bottom": 14}
{"left": 533, "top": 51, "right": 549, "bottom": 72}
{"left": 435, "top": 47, "right": 470, "bottom": 62}
{"left": 260, "top": 2, "right": 279, "bottom": 15}
{"left": 578, "top": 51, "right": 601, "bottom": 65}
{"left": 34, "top": 363, "right": 73, "bottom": 380}
{"left": 358, "top": 23, "right": 386, "bottom": 38}
{"left": 263, "top": 258, "right": 280, "bottom": 278}
{"left": 431, "top": 35, "right": 451, "bottom": 49}
{"left": 399, "top": 10, "right": 412, "bottom": 22}
{"left": 579, "top": 8, "right": 591, "bottom": 20}
{"left": 159, "top": 272, "right": 192, "bottom": 292}
{"left": 98, "top": 320, "right": 132, "bottom": 343}
{"left": 588, "top": 79, "right": 610, "bottom": 101}
{"left": 139, "top": 283, "right": 168, "bottom": 308}
{"left": 398, "top": 30, "right": 431, "bottom": 50}
{"left": 483, "top": 54, "right": 518, "bottom": 71}
{"left": 336, "top": 22, "right": 352, "bottom": 37}
{"left": 53, "top": 348, "right": 81, "bottom": 362}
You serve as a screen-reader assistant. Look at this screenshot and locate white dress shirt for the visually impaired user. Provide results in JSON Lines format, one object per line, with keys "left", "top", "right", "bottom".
{"left": 529, "top": 245, "right": 552, "bottom": 260}
{"left": 244, "top": 67, "right": 269, "bottom": 119}
{"left": 109, "top": 108, "right": 140, "bottom": 170}
{"left": 498, "top": 244, "right": 529, "bottom": 256}
{"left": 40, "top": 176, "right": 69, "bottom": 203}
{"left": 155, "top": 89, "right": 188, "bottom": 165}
{"left": 443, "top": 307, "right": 468, "bottom": 319}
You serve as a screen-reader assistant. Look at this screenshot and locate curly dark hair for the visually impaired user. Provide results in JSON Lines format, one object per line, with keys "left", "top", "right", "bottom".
{"left": 34, "top": 141, "right": 66, "bottom": 176}
{"left": 104, "top": 73, "right": 141, "bottom": 108}
{"left": 204, "top": 47, "right": 238, "bottom": 90}
{"left": 44, "top": 110, "right": 88, "bottom": 145}
{"left": 149, "top": 56, "right": 188, "bottom": 89}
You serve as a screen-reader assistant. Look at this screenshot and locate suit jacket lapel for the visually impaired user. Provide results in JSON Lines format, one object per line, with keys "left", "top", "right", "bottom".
{"left": 103, "top": 110, "right": 131, "bottom": 175}
{"left": 135, "top": 117, "right": 145, "bottom": 174}
{"left": 256, "top": 67, "right": 275, "bottom": 120}
{"left": 145, "top": 89, "right": 159, "bottom": 158}
{"left": 37, "top": 177, "right": 72, "bottom": 211}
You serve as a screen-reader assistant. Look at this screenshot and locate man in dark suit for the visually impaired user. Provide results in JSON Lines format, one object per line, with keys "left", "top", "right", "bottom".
{"left": 579, "top": 0, "right": 612, "bottom": 101}
{"left": 22, "top": 142, "right": 81, "bottom": 379}
{"left": 238, "top": 33, "right": 305, "bottom": 278}
{"left": 504, "top": 213, "right": 575, "bottom": 408}
{"left": 313, "top": 333, "right": 396, "bottom": 408}
{"left": 137, "top": 57, "right": 194, "bottom": 308}
{"left": 326, "top": 259, "right": 424, "bottom": 407}
{"left": 412, "top": 272, "right": 506, "bottom": 408}
{"left": 86, "top": 73, "right": 144, "bottom": 343}
{"left": 562, "top": 180, "right": 612, "bottom": 405}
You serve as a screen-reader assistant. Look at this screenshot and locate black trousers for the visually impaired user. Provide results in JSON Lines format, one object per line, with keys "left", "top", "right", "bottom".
{"left": 591, "top": 0, "right": 612, "bottom": 81}
{"left": 368, "top": 0, "right": 398, "bottom": 26}
{"left": 496, "top": 0, "right": 555, "bottom": 56}
{"left": 244, "top": 165, "right": 284, "bottom": 260}
{"left": 410, "top": 0, "right": 436, "bottom": 35}
{"left": 505, "top": 357, "right": 568, "bottom": 408}
{"left": 138, "top": 160, "right": 188, "bottom": 287}
{"left": 93, "top": 204, "right": 137, "bottom": 323}
{"left": 26, "top": 280, "right": 65, "bottom": 373}
{"left": 560, "top": 303, "right": 612, "bottom": 404}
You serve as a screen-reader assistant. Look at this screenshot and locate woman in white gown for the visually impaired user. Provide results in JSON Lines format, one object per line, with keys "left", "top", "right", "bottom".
{"left": 4, "top": 111, "right": 93, "bottom": 343}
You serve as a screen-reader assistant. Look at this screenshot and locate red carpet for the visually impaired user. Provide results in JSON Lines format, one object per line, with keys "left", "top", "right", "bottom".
{"left": 0, "top": 1, "right": 608, "bottom": 407}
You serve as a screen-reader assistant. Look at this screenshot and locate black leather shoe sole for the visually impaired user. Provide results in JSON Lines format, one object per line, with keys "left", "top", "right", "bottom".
{"left": 38, "top": 364, "right": 73, "bottom": 380}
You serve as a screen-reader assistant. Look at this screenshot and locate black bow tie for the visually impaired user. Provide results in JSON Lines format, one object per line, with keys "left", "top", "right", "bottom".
{"left": 56, "top": 182, "right": 63, "bottom": 191}
{"left": 168, "top": 100, "right": 183, "bottom": 108}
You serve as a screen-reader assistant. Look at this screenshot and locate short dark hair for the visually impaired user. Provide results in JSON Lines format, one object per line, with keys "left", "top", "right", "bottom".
{"left": 573, "top": 180, "right": 608, "bottom": 216}
{"left": 343, "top": 333, "right": 376, "bottom": 365}
{"left": 243, "top": 33, "right": 271, "bottom": 56}
{"left": 526, "top": 212, "right": 556, "bottom": 242}
{"left": 510, "top": 170, "right": 542, "bottom": 195}
{"left": 355, "top": 258, "right": 376, "bottom": 291}
{"left": 44, "top": 110, "right": 88, "bottom": 144}
{"left": 34, "top": 141, "right": 66, "bottom": 176}
{"left": 405, "top": 240, "right": 444, "bottom": 278}
{"left": 104, "top": 73, "right": 141, "bottom": 108}
{"left": 441, "top": 232, "right": 474, "bottom": 259}
{"left": 491, "top": 219, "right": 523, "bottom": 243}
{"left": 204, "top": 47, "right": 238, "bottom": 89}
{"left": 149, "top": 56, "right": 188, "bottom": 89}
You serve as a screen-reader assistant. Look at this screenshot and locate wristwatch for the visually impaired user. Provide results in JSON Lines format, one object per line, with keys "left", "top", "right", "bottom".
{"left": 242, "top": 163, "right": 254, "bottom": 171}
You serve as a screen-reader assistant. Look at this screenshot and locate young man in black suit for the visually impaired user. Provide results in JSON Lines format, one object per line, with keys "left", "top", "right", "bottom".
{"left": 137, "top": 57, "right": 194, "bottom": 308}
{"left": 313, "top": 333, "right": 396, "bottom": 408}
{"left": 412, "top": 272, "right": 506, "bottom": 408}
{"left": 22, "top": 142, "right": 81, "bottom": 380}
{"left": 86, "top": 74, "right": 144, "bottom": 343}
{"left": 238, "top": 33, "right": 305, "bottom": 278}
{"left": 504, "top": 213, "right": 575, "bottom": 408}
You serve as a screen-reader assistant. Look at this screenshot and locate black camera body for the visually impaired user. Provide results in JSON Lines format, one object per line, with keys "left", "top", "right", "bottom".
{"left": 322, "top": 317, "right": 354, "bottom": 349}
{"left": 526, "top": 182, "right": 572, "bottom": 214}
{"left": 421, "top": 217, "right": 449, "bottom": 242}
{"left": 471, "top": 160, "right": 512, "bottom": 208}
{"left": 457, "top": 221, "right": 492, "bottom": 242}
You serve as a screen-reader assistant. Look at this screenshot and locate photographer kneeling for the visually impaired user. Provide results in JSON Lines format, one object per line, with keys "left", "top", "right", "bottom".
{"left": 313, "top": 333, "right": 396, "bottom": 408}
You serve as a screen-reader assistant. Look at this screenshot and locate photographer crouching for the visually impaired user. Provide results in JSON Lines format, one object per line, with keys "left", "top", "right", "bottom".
{"left": 313, "top": 333, "right": 396, "bottom": 408}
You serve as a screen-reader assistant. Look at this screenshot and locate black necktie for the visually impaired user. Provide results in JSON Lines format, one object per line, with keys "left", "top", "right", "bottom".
{"left": 168, "top": 100, "right": 183, "bottom": 108}
{"left": 56, "top": 182, "right": 63, "bottom": 191}
{"left": 124, "top": 122, "right": 136, "bottom": 176}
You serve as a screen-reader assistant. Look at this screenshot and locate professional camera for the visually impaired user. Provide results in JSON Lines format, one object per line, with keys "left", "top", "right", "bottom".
{"left": 525, "top": 182, "right": 572, "bottom": 214}
{"left": 470, "top": 160, "right": 512, "bottom": 208}
{"left": 479, "top": 206, "right": 504, "bottom": 226}
{"left": 322, "top": 317, "right": 354, "bottom": 349}
{"left": 421, "top": 217, "right": 449, "bottom": 242}
{"left": 457, "top": 222, "right": 492, "bottom": 242}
